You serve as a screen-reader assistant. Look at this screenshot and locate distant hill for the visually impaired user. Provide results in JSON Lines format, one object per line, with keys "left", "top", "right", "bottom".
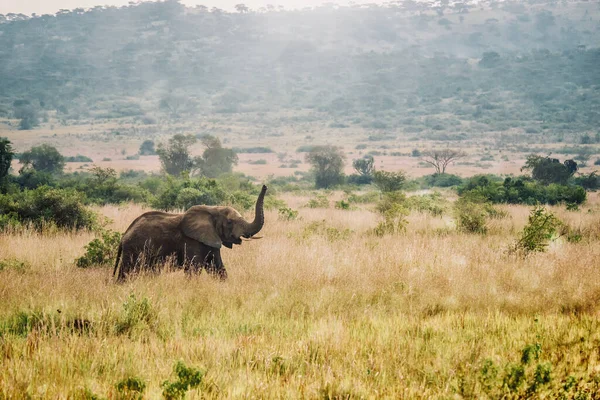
{"left": 0, "top": 0, "right": 599, "bottom": 134}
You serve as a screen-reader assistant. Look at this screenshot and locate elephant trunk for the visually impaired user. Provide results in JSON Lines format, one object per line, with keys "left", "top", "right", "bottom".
{"left": 243, "top": 185, "right": 267, "bottom": 237}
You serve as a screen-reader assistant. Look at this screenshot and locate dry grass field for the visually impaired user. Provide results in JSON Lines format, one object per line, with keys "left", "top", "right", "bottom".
{"left": 1, "top": 192, "right": 600, "bottom": 398}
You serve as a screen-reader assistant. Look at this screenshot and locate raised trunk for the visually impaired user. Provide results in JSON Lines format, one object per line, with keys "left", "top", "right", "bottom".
{"left": 243, "top": 185, "right": 267, "bottom": 237}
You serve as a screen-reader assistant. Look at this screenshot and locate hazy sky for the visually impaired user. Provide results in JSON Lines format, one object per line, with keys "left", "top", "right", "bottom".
{"left": 0, "top": 0, "right": 374, "bottom": 15}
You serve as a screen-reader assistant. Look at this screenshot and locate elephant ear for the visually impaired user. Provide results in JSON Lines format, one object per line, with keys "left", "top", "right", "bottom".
{"left": 180, "top": 207, "right": 222, "bottom": 249}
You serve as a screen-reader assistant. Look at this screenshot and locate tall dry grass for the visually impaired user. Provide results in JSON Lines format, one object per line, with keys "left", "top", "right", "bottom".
{"left": 1, "top": 197, "right": 600, "bottom": 398}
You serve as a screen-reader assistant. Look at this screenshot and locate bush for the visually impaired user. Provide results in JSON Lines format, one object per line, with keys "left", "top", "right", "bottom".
{"left": 0, "top": 186, "right": 96, "bottom": 231}
{"left": 458, "top": 175, "right": 586, "bottom": 205}
{"left": 115, "top": 377, "right": 146, "bottom": 400}
{"left": 150, "top": 176, "right": 228, "bottom": 211}
{"left": 75, "top": 229, "right": 122, "bottom": 268}
{"left": 278, "top": 207, "right": 299, "bottom": 221}
{"left": 454, "top": 196, "right": 504, "bottom": 234}
{"left": 248, "top": 159, "right": 267, "bottom": 165}
{"left": 373, "top": 170, "right": 406, "bottom": 192}
{"left": 296, "top": 145, "right": 316, "bottom": 152}
{"left": 372, "top": 191, "right": 408, "bottom": 236}
{"left": 573, "top": 172, "right": 600, "bottom": 190}
{"left": 509, "top": 206, "right": 562, "bottom": 256}
{"left": 305, "top": 194, "right": 330, "bottom": 208}
{"left": 421, "top": 173, "right": 463, "bottom": 188}
{"left": 139, "top": 140, "right": 156, "bottom": 155}
{"left": 347, "top": 191, "right": 379, "bottom": 204}
{"left": 115, "top": 294, "right": 158, "bottom": 337}
{"left": 19, "top": 144, "right": 65, "bottom": 174}
{"left": 346, "top": 174, "right": 373, "bottom": 185}
{"left": 161, "top": 361, "right": 204, "bottom": 400}
{"left": 405, "top": 193, "right": 448, "bottom": 217}
{"left": 334, "top": 200, "right": 351, "bottom": 210}
{"left": 233, "top": 147, "right": 273, "bottom": 153}
{"left": 64, "top": 154, "right": 93, "bottom": 162}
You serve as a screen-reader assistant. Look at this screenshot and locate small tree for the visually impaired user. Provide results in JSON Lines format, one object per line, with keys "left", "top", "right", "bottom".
{"left": 0, "top": 138, "right": 14, "bottom": 184}
{"left": 19, "top": 144, "right": 65, "bottom": 174}
{"left": 509, "top": 206, "right": 562, "bottom": 256}
{"left": 521, "top": 155, "right": 577, "bottom": 185}
{"left": 156, "top": 134, "right": 197, "bottom": 176}
{"left": 305, "top": 145, "right": 346, "bottom": 189}
{"left": 13, "top": 100, "right": 39, "bottom": 130}
{"left": 196, "top": 135, "right": 238, "bottom": 178}
{"left": 421, "top": 149, "right": 467, "bottom": 174}
{"left": 139, "top": 140, "right": 156, "bottom": 155}
{"left": 373, "top": 170, "right": 406, "bottom": 192}
{"left": 352, "top": 155, "right": 374, "bottom": 178}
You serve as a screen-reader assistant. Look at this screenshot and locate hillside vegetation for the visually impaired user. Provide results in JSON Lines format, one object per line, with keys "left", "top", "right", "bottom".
{"left": 0, "top": 0, "right": 599, "bottom": 134}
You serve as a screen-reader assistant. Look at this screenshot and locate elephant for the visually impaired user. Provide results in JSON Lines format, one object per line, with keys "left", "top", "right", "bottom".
{"left": 113, "top": 185, "right": 267, "bottom": 282}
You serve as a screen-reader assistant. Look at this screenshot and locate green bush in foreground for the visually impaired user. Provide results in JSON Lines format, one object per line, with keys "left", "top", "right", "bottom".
{"left": 75, "top": 229, "right": 122, "bottom": 268}
{"left": 115, "top": 376, "right": 146, "bottom": 400}
{"left": 161, "top": 361, "right": 204, "bottom": 400}
{"left": 509, "top": 206, "right": 562, "bottom": 256}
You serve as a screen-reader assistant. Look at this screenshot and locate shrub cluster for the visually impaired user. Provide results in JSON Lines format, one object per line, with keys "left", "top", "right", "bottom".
{"left": 458, "top": 175, "right": 586, "bottom": 205}
{"left": 0, "top": 186, "right": 96, "bottom": 231}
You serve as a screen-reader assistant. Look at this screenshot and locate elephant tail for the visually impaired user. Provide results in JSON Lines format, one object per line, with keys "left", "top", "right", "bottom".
{"left": 113, "top": 243, "right": 123, "bottom": 280}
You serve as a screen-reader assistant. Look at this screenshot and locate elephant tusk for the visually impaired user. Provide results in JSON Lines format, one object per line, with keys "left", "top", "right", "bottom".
{"left": 251, "top": 236, "right": 263, "bottom": 239}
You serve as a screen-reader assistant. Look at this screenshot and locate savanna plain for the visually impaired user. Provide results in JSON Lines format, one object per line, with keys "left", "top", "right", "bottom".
{"left": 2, "top": 0, "right": 600, "bottom": 397}
{"left": 2, "top": 192, "right": 600, "bottom": 398}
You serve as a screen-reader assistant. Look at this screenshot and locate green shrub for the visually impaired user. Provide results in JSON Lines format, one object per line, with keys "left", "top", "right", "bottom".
{"left": 334, "top": 200, "right": 351, "bottom": 210}
{"left": 421, "top": 173, "right": 463, "bottom": 188}
{"left": 405, "top": 193, "right": 448, "bottom": 217}
{"left": 151, "top": 176, "right": 228, "bottom": 211}
{"left": 248, "top": 159, "right": 267, "bottom": 165}
{"left": 0, "top": 258, "right": 30, "bottom": 273}
{"left": 305, "top": 194, "right": 330, "bottom": 208}
{"left": 75, "top": 229, "right": 121, "bottom": 268}
{"left": 65, "top": 154, "right": 93, "bottom": 162}
{"left": 115, "top": 377, "right": 146, "bottom": 400}
{"left": 454, "top": 197, "right": 503, "bottom": 234}
{"left": 278, "top": 207, "right": 299, "bottom": 221}
{"left": 161, "top": 361, "right": 204, "bottom": 400}
{"left": 509, "top": 206, "right": 562, "bottom": 256}
{"left": 347, "top": 191, "right": 379, "bottom": 204}
{"left": 115, "top": 294, "right": 158, "bottom": 337}
{"left": 458, "top": 175, "right": 586, "bottom": 205}
{"left": 301, "top": 220, "right": 353, "bottom": 242}
{"left": 373, "top": 170, "right": 406, "bottom": 192}
{"left": 372, "top": 191, "right": 408, "bottom": 236}
{"left": 233, "top": 147, "right": 273, "bottom": 153}
{"left": 296, "top": 145, "right": 315, "bottom": 152}
{"left": 0, "top": 186, "right": 96, "bottom": 231}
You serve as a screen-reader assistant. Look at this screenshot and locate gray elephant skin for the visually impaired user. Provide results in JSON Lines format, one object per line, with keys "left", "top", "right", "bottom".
{"left": 113, "top": 185, "right": 267, "bottom": 281}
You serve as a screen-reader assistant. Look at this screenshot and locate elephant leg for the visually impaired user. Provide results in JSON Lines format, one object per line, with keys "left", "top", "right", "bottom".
{"left": 182, "top": 243, "right": 210, "bottom": 277}
{"left": 205, "top": 249, "right": 227, "bottom": 281}
{"left": 117, "top": 251, "right": 134, "bottom": 282}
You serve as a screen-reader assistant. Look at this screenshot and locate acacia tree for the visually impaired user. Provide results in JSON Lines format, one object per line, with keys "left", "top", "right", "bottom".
{"left": 306, "top": 145, "right": 346, "bottom": 189}
{"left": 421, "top": 149, "right": 467, "bottom": 174}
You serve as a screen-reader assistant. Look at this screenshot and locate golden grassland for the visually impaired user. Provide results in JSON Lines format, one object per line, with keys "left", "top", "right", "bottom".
{"left": 1, "top": 193, "right": 600, "bottom": 398}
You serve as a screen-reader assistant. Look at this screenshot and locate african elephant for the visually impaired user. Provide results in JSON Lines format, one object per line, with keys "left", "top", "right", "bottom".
{"left": 113, "top": 185, "right": 267, "bottom": 281}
